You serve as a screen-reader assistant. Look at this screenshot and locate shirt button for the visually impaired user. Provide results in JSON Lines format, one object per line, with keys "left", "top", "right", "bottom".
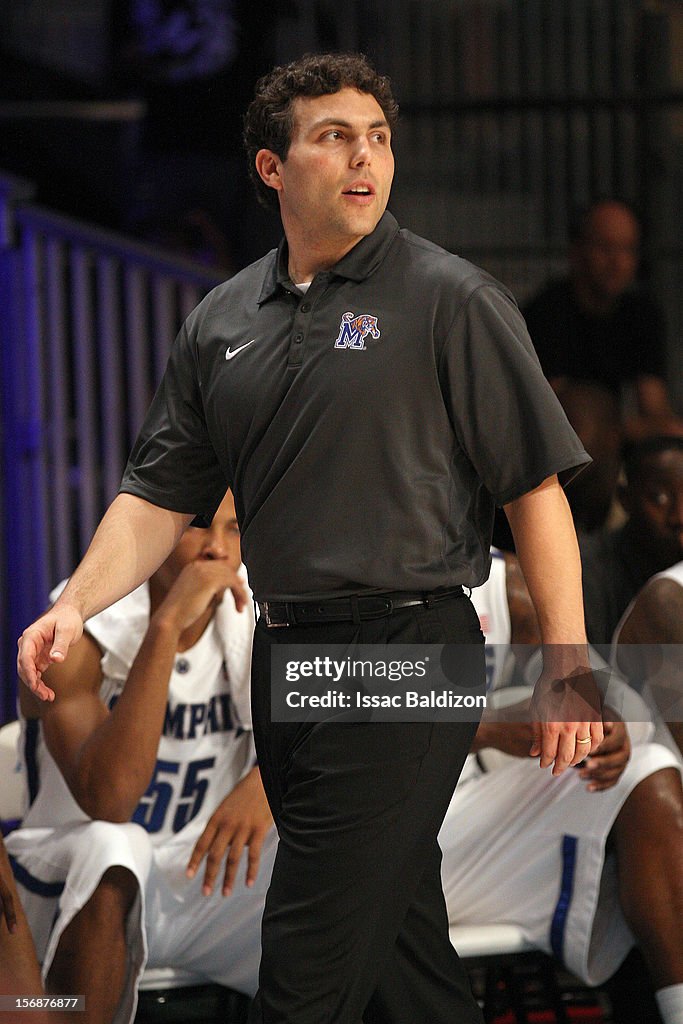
{"left": 300, "top": 302, "right": 311, "bottom": 313}
{"left": 294, "top": 332, "right": 304, "bottom": 344}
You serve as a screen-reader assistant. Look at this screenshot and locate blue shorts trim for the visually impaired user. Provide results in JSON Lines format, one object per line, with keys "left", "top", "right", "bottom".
{"left": 550, "top": 834, "right": 578, "bottom": 961}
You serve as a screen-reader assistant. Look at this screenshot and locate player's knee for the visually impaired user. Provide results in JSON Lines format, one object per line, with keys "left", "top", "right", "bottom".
{"left": 618, "top": 768, "right": 683, "bottom": 913}
{"left": 88, "top": 866, "right": 138, "bottom": 923}
{"left": 84, "top": 820, "right": 154, "bottom": 878}
{"left": 638, "top": 768, "right": 683, "bottom": 837}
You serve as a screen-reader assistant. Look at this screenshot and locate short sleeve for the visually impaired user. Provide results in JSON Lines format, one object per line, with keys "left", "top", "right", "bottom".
{"left": 120, "top": 320, "right": 228, "bottom": 525}
{"left": 439, "top": 283, "right": 590, "bottom": 505}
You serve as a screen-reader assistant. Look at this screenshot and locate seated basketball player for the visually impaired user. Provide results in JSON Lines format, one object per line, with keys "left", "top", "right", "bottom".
{"left": 439, "top": 551, "right": 683, "bottom": 1024}
{"left": 6, "top": 492, "right": 275, "bottom": 1024}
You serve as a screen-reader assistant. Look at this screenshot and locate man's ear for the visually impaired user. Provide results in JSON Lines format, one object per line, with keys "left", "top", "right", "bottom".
{"left": 255, "top": 149, "right": 283, "bottom": 194}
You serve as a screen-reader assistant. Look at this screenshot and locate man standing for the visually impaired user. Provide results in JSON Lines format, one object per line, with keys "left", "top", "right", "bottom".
{"left": 19, "top": 54, "right": 599, "bottom": 1024}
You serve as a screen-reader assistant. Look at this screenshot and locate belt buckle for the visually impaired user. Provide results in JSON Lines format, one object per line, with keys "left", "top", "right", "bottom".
{"left": 261, "top": 601, "right": 290, "bottom": 628}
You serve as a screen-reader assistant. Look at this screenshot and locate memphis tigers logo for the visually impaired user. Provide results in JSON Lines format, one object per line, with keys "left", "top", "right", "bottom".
{"left": 334, "top": 310, "right": 381, "bottom": 350}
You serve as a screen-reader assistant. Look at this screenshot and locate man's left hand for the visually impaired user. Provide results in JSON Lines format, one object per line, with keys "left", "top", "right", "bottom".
{"left": 186, "top": 767, "right": 274, "bottom": 895}
{"left": 529, "top": 665, "right": 605, "bottom": 775}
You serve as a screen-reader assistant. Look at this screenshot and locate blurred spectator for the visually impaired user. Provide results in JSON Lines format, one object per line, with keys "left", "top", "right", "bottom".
{"left": 580, "top": 436, "right": 683, "bottom": 645}
{"left": 554, "top": 379, "right": 624, "bottom": 532}
{"left": 524, "top": 199, "right": 683, "bottom": 440}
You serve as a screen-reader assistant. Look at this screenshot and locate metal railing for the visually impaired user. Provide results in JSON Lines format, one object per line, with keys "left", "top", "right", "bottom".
{"left": 0, "top": 176, "right": 223, "bottom": 718}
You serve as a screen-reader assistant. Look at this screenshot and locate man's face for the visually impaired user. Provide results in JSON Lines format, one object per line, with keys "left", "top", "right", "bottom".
{"left": 573, "top": 202, "right": 640, "bottom": 303}
{"left": 158, "top": 490, "right": 241, "bottom": 586}
{"left": 625, "top": 450, "right": 683, "bottom": 566}
{"left": 270, "top": 87, "right": 395, "bottom": 262}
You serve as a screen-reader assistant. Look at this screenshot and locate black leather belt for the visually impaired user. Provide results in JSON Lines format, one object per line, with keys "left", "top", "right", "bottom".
{"left": 258, "top": 588, "right": 464, "bottom": 628}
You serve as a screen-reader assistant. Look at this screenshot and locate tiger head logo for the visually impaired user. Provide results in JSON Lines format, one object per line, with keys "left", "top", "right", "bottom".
{"left": 334, "top": 311, "right": 381, "bottom": 350}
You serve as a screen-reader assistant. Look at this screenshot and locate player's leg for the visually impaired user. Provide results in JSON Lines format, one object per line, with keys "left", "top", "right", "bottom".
{"left": 7, "top": 821, "right": 152, "bottom": 1024}
{"left": 1, "top": 834, "right": 81, "bottom": 1024}
{"left": 0, "top": 833, "right": 44, "bottom": 995}
{"left": 612, "top": 767, "right": 683, "bottom": 1022}
{"left": 46, "top": 865, "right": 137, "bottom": 1024}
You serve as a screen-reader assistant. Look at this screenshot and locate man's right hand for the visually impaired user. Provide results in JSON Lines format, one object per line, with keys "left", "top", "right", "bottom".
{"left": 17, "top": 603, "right": 85, "bottom": 702}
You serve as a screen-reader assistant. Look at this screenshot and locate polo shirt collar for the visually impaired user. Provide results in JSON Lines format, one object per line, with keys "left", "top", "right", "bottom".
{"left": 257, "top": 211, "right": 400, "bottom": 303}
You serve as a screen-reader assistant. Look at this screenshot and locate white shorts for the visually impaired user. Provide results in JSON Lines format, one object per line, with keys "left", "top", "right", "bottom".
{"left": 439, "top": 741, "right": 681, "bottom": 986}
{"left": 6, "top": 818, "right": 277, "bottom": 1024}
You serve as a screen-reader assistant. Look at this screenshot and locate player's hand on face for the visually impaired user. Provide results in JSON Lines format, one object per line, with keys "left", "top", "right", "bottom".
{"left": 154, "top": 560, "right": 248, "bottom": 635}
{"left": 17, "top": 603, "right": 85, "bottom": 702}
{"left": 529, "top": 665, "right": 604, "bottom": 776}
{"left": 185, "top": 767, "right": 273, "bottom": 896}
{"left": 577, "top": 720, "right": 630, "bottom": 792}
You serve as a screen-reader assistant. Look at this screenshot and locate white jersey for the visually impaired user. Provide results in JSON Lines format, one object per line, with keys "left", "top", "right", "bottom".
{"left": 456, "top": 549, "right": 511, "bottom": 785}
{"left": 610, "top": 560, "right": 683, "bottom": 760}
{"left": 658, "top": 561, "right": 683, "bottom": 587}
{"left": 470, "top": 548, "right": 512, "bottom": 689}
{"left": 612, "top": 559, "right": 683, "bottom": 653}
{"left": 20, "top": 577, "right": 256, "bottom": 844}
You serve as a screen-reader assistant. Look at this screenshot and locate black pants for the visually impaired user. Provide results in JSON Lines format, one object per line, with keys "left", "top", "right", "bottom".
{"left": 248, "top": 594, "right": 485, "bottom": 1024}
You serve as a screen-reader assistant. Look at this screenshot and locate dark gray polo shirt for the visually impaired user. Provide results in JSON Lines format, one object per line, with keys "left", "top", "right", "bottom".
{"left": 121, "top": 212, "right": 589, "bottom": 600}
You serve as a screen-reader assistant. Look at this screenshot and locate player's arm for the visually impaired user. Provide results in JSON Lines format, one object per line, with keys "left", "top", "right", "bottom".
{"left": 29, "top": 624, "right": 176, "bottom": 822}
{"left": 17, "top": 494, "right": 198, "bottom": 702}
{"left": 31, "top": 559, "right": 242, "bottom": 822}
{"left": 504, "top": 474, "right": 604, "bottom": 774}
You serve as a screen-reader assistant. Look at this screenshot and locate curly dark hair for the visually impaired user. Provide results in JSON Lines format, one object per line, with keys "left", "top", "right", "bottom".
{"left": 243, "top": 52, "right": 399, "bottom": 210}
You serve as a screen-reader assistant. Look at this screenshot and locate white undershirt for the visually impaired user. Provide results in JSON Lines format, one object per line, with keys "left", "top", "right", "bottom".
{"left": 295, "top": 281, "right": 312, "bottom": 293}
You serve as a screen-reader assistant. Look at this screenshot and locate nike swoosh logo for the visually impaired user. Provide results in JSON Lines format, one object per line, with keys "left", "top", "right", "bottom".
{"left": 225, "top": 339, "right": 256, "bottom": 361}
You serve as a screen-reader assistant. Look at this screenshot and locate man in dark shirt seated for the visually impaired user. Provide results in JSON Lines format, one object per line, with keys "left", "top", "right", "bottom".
{"left": 580, "top": 436, "right": 683, "bottom": 646}
{"left": 524, "top": 198, "right": 683, "bottom": 439}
